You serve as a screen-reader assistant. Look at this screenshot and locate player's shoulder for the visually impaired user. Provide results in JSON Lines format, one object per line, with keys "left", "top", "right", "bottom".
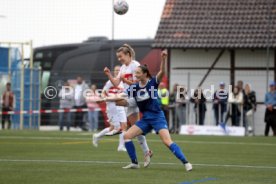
{"left": 149, "top": 77, "right": 158, "bottom": 84}
{"left": 128, "top": 82, "right": 139, "bottom": 90}
{"left": 106, "top": 80, "right": 112, "bottom": 86}
{"left": 131, "top": 60, "right": 140, "bottom": 67}
{"left": 104, "top": 80, "right": 112, "bottom": 88}
{"left": 120, "top": 64, "right": 127, "bottom": 71}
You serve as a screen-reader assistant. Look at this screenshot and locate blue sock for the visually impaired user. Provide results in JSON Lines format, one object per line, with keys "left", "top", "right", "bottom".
{"left": 125, "top": 140, "right": 138, "bottom": 164}
{"left": 169, "top": 142, "right": 188, "bottom": 164}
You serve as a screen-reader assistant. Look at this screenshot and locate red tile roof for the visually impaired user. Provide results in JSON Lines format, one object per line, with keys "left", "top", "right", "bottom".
{"left": 153, "top": 0, "right": 276, "bottom": 48}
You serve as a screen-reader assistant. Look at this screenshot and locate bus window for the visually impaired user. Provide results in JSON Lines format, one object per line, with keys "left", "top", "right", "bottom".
{"left": 35, "top": 52, "right": 43, "bottom": 59}
{"left": 34, "top": 61, "right": 41, "bottom": 68}
{"left": 43, "top": 61, "right": 52, "bottom": 69}
{"left": 41, "top": 71, "right": 51, "bottom": 93}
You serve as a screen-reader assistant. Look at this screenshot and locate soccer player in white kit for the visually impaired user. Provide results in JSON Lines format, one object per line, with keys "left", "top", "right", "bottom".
{"left": 92, "top": 66, "right": 127, "bottom": 151}
{"left": 104, "top": 44, "right": 152, "bottom": 167}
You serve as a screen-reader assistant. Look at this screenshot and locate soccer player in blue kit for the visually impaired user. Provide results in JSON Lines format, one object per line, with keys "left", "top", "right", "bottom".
{"left": 105, "top": 49, "right": 192, "bottom": 171}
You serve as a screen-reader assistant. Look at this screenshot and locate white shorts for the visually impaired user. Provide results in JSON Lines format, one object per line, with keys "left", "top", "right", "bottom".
{"left": 127, "top": 97, "right": 137, "bottom": 107}
{"left": 125, "top": 106, "right": 139, "bottom": 117}
{"left": 126, "top": 98, "right": 139, "bottom": 117}
{"left": 107, "top": 107, "right": 127, "bottom": 129}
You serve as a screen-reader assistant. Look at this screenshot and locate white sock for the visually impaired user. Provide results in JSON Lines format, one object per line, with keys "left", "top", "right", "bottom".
{"left": 97, "top": 127, "right": 110, "bottom": 138}
{"left": 118, "top": 132, "right": 125, "bottom": 147}
{"left": 136, "top": 135, "right": 150, "bottom": 155}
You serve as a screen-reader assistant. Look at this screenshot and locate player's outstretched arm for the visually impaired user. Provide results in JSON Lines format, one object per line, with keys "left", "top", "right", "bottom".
{"left": 156, "top": 49, "right": 167, "bottom": 83}
{"left": 105, "top": 93, "right": 127, "bottom": 102}
{"left": 115, "top": 99, "right": 128, "bottom": 107}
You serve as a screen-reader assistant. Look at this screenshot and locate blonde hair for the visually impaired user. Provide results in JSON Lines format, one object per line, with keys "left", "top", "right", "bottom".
{"left": 117, "top": 44, "right": 135, "bottom": 60}
{"left": 244, "top": 83, "right": 251, "bottom": 94}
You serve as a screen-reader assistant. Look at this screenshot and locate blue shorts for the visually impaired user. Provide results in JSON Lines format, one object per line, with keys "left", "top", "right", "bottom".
{"left": 135, "top": 116, "right": 168, "bottom": 135}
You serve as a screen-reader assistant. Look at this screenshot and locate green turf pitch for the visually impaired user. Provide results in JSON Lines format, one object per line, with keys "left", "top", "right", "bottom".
{"left": 0, "top": 131, "right": 275, "bottom": 184}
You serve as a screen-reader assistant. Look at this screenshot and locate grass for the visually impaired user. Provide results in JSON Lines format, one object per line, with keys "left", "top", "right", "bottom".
{"left": 0, "top": 131, "right": 276, "bottom": 184}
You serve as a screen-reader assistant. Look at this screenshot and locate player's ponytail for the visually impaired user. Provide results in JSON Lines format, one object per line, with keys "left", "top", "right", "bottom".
{"left": 117, "top": 44, "right": 136, "bottom": 60}
{"left": 138, "top": 64, "right": 152, "bottom": 79}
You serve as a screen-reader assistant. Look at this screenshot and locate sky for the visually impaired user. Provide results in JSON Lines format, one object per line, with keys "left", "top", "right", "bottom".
{"left": 0, "top": 0, "right": 166, "bottom": 48}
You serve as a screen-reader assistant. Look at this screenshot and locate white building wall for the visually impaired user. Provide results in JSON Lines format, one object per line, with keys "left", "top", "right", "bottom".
{"left": 169, "top": 49, "right": 275, "bottom": 135}
{"left": 235, "top": 49, "right": 274, "bottom": 67}
{"left": 170, "top": 49, "right": 230, "bottom": 91}
{"left": 235, "top": 49, "right": 274, "bottom": 102}
{"left": 235, "top": 50, "right": 274, "bottom": 136}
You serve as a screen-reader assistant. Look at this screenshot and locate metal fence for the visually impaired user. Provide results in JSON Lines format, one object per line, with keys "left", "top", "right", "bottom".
{"left": 0, "top": 67, "right": 41, "bottom": 129}
{"left": 168, "top": 70, "right": 274, "bottom": 136}
{"left": 168, "top": 101, "right": 269, "bottom": 136}
{"left": 0, "top": 41, "right": 41, "bottom": 130}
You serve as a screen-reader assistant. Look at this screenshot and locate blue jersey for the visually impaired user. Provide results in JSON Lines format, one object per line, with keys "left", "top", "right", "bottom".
{"left": 126, "top": 77, "right": 163, "bottom": 116}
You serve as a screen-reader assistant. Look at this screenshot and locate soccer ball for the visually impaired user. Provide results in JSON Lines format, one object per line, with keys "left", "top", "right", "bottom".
{"left": 114, "top": 0, "right": 129, "bottom": 15}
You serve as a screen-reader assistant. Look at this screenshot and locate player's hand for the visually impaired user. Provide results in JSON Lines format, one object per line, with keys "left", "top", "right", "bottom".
{"left": 95, "top": 97, "right": 106, "bottom": 103}
{"left": 104, "top": 67, "right": 111, "bottom": 75}
{"left": 161, "top": 49, "right": 168, "bottom": 60}
{"left": 120, "top": 74, "right": 125, "bottom": 82}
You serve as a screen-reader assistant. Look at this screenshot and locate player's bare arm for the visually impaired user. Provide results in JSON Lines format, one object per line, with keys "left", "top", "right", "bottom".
{"left": 105, "top": 93, "right": 127, "bottom": 102}
{"left": 104, "top": 67, "right": 121, "bottom": 87}
{"left": 156, "top": 50, "right": 167, "bottom": 83}
{"left": 120, "top": 74, "right": 136, "bottom": 86}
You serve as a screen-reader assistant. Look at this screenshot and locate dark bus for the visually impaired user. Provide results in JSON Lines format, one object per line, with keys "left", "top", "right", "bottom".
{"left": 33, "top": 37, "right": 161, "bottom": 126}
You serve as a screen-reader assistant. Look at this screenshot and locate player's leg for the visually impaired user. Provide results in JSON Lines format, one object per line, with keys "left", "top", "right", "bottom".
{"left": 117, "top": 108, "right": 127, "bottom": 151}
{"left": 104, "top": 124, "right": 121, "bottom": 135}
{"left": 120, "top": 120, "right": 127, "bottom": 131}
{"left": 128, "top": 111, "right": 153, "bottom": 167}
{"left": 129, "top": 112, "right": 145, "bottom": 150}
{"left": 104, "top": 115, "right": 124, "bottom": 150}
{"left": 106, "top": 109, "right": 125, "bottom": 136}
{"left": 158, "top": 129, "right": 192, "bottom": 171}
{"left": 153, "top": 116, "right": 192, "bottom": 171}
{"left": 92, "top": 126, "right": 112, "bottom": 147}
{"left": 125, "top": 97, "right": 153, "bottom": 166}
{"left": 117, "top": 122, "right": 127, "bottom": 151}
{"left": 92, "top": 117, "right": 113, "bottom": 148}
{"left": 128, "top": 107, "right": 150, "bottom": 153}
{"left": 122, "top": 124, "right": 144, "bottom": 169}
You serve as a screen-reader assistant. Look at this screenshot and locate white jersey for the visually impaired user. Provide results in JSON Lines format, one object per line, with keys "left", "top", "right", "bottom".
{"left": 103, "top": 80, "right": 125, "bottom": 112}
{"left": 103, "top": 80, "right": 126, "bottom": 126}
{"left": 117, "top": 60, "right": 140, "bottom": 116}
{"left": 118, "top": 60, "right": 140, "bottom": 90}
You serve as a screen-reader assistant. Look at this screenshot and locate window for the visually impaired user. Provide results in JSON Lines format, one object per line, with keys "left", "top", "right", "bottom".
{"left": 41, "top": 71, "right": 51, "bottom": 93}
{"left": 35, "top": 52, "right": 43, "bottom": 59}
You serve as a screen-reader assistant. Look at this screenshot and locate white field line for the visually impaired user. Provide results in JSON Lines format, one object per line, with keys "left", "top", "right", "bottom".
{"left": 0, "top": 136, "right": 275, "bottom": 147}
{"left": 0, "top": 159, "right": 275, "bottom": 170}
